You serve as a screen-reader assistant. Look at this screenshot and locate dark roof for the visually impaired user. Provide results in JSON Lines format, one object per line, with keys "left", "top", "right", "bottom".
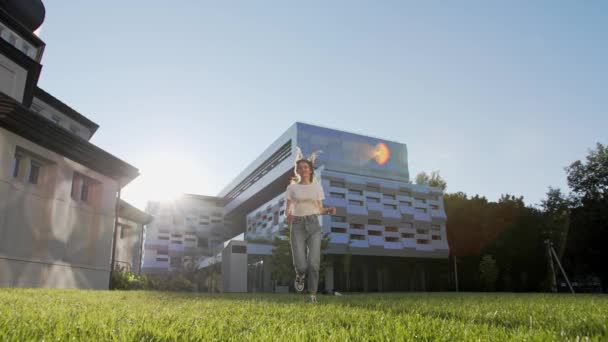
{"left": 119, "top": 199, "right": 153, "bottom": 224}
{"left": 34, "top": 87, "right": 99, "bottom": 135}
{"left": 0, "top": 92, "right": 138, "bottom": 183}
{"left": 0, "top": 0, "right": 45, "bottom": 32}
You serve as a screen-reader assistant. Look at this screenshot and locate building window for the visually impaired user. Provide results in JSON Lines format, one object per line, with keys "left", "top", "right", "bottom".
{"left": 432, "top": 235, "right": 441, "bottom": 240}
{"left": 401, "top": 222, "right": 413, "bottom": 229}
{"left": 385, "top": 226, "right": 398, "bottom": 232}
{"left": 366, "top": 197, "right": 380, "bottom": 203}
{"left": 399, "top": 201, "right": 412, "bottom": 207}
{"left": 330, "top": 192, "right": 345, "bottom": 199}
{"left": 368, "top": 219, "right": 382, "bottom": 225}
{"left": 430, "top": 204, "right": 439, "bottom": 210}
{"left": 415, "top": 208, "right": 427, "bottom": 213}
{"left": 71, "top": 172, "right": 99, "bottom": 202}
{"left": 350, "top": 234, "right": 365, "bottom": 240}
{"left": 156, "top": 257, "right": 168, "bottom": 262}
{"left": 28, "top": 161, "right": 42, "bottom": 184}
{"left": 331, "top": 216, "right": 346, "bottom": 223}
{"left": 402, "top": 233, "right": 415, "bottom": 238}
{"left": 417, "top": 239, "right": 430, "bottom": 245}
{"left": 348, "top": 189, "right": 363, "bottom": 196}
{"left": 368, "top": 230, "right": 382, "bottom": 236}
{"left": 11, "top": 153, "right": 22, "bottom": 178}
{"left": 366, "top": 185, "right": 380, "bottom": 192}
{"left": 330, "top": 180, "right": 345, "bottom": 188}
{"left": 349, "top": 200, "right": 363, "bottom": 206}
{"left": 399, "top": 189, "right": 412, "bottom": 196}
{"left": 198, "top": 238, "right": 208, "bottom": 248}
{"left": 331, "top": 227, "right": 347, "bottom": 233}
{"left": 415, "top": 197, "right": 427, "bottom": 204}
{"left": 431, "top": 224, "right": 441, "bottom": 230}
{"left": 385, "top": 237, "right": 399, "bottom": 242}
{"left": 384, "top": 204, "right": 397, "bottom": 210}
{"left": 80, "top": 178, "right": 90, "bottom": 201}
{"left": 383, "top": 194, "right": 396, "bottom": 200}
{"left": 120, "top": 224, "right": 132, "bottom": 239}
{"left": 350, "top": 223, "right": 364, "bottom": 230}
{"left": 416, "top": 229, "right": 428, "bottom": 234}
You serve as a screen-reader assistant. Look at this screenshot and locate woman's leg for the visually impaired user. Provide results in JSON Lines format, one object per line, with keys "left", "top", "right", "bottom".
{"left": 290, "top": 218, "right": 308, "bottom": 277}
{"left": 306, "top": 217, "right": 322, "bottom": 295}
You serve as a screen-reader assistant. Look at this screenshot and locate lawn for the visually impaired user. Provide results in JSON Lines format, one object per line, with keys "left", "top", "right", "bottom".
{"left": 0, "top": 289, "right": 606, "bottom": 341}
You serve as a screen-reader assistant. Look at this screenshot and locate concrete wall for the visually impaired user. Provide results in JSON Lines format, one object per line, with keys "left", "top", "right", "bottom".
{"left": 114, "top": 217, "right": 143, "bottom": 273}
{"left": 221, "top": 241, "right": 247, "bottom": 293}
{"left": 0, "top": 127, "right": 120, "bottom": 289}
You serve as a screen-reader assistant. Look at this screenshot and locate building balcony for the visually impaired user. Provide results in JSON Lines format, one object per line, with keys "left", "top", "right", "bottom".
{"left": 367, "top": 224, "right": 384, "bottom": 232}
{"left": 350, "top": 239, "right": 369, "bottom": 248}
{"left": 330, "top": 232, "right": 349, "bottom": 244}
{"left": 384, "top": 231, "right": 400, "bottom": 238}
{"left": 368, "top": 236, "right": 384, "bottom": 246}
{"left": 347, "top": 204, "right": 368, "bottom": 216}
{"left": 366, "top": 202, "right": 383, "bottom": 212}
{"left": 382, "top": 208, "right": 401, "bottom": 220}
{"left": 413, "top": 211, "right": 432, "bottom": 222}
{"left": 415, "top": 244, "right": 435, "bottom": 252}
{"left": 325, "top": 197, "right": 347, "bottom": 208}
{"left": 396, "top": 195, "right": 413, "bottom": 203}
{"left": 384, "top": 241, "right": 402, "bottom": 250}
{"left": 402, "top": 238, "right": 417, "bottom": 248}
{"left": 399, "top": 205, "right": 415, "bottom": 217}
{"left": 430, "top": 209, "right": 447, "bottom": 220}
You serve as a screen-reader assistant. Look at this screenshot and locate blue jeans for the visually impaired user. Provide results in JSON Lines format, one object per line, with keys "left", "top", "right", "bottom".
{"left": 290, "top": 215, "right": 322, "bottom": 294}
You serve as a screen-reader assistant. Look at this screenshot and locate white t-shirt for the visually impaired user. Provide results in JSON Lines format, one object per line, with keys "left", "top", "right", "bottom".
{"left": 286, "top": 182, "right": 325, "bottom": 216}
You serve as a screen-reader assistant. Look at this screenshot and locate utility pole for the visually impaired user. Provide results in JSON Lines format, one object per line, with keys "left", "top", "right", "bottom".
{"left": 545, "top": 239, "right": 557, "bottom": 293}
{"left": 453, "top": 255, "right": 459, "bottom": 292}
{"left": 544, "top": 239, "right": 575, "bottom": 294}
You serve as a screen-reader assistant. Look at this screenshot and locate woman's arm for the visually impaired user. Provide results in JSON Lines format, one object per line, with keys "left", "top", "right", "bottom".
{"left": 317, "top": 201, "right": 336, "bottom": 215}
{"left": 286, "top": 199, "right": 294, "bottom": 224}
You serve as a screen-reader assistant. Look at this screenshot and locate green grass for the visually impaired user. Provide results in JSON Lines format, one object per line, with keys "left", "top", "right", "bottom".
{"left": 0, "top": 290, "right": 607, "bottom": 341}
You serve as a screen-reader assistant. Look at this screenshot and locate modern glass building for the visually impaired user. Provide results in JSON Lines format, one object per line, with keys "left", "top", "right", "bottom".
{"left": 197, "top": 122, "right": 450, "bottom": 292}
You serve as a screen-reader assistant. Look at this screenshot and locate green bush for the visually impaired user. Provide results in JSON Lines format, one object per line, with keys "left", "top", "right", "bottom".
{"left": 110, "top": 267, "right": 150, "bottom": 290}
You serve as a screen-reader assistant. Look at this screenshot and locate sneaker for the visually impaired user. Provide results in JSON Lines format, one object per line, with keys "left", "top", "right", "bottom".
{"left": 310, "top": 294, "right": 317, "bottom": 304}
{"left": 294, "top": 273, "right": 305, "bottom": 293}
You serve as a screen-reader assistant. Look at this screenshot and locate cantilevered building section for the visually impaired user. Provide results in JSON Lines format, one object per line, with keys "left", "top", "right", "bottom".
{"left": 205, "top": 122, "right": 449, "bottom": 292}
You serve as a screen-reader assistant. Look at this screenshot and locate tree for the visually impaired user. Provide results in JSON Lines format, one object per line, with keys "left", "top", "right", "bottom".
{"left": 565, "top": 142, "right": 608, "bottom": 204}
{"left": 563, "top": 143, "right": 608, "bottom": 291}
{"left": 270, "top": 227, "right": 293, "bottom": 287}
{"left": 415, "top": 171, "right": 447, "bottom": 191}
{"left": 479, "top": 255, "right": 498, "bottom": 291}
{"left": 540, "top": 187, "right": 570, "bottom": 257}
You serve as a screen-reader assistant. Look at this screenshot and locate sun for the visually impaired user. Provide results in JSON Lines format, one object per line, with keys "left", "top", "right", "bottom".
{"left": 121, "top": 151, "right": 207, "bottom": 208}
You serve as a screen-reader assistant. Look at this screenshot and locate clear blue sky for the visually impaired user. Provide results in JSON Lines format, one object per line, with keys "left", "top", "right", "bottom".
{"left": 36, "top": 1, "right": 607, "bottom": 209}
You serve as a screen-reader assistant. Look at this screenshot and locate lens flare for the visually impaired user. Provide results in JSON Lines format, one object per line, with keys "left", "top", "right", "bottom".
{"left": 373, "top": 142, "right": 390, "bottom": 165}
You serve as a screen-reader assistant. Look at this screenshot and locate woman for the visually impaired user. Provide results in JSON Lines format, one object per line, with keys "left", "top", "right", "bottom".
{"left": 285, "top": 158, "right": 336, "bottom": 303}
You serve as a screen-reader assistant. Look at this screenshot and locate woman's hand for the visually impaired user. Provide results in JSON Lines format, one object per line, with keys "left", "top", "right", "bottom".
{"left": 324, "top": 207, "right": 336, "bottom": 215}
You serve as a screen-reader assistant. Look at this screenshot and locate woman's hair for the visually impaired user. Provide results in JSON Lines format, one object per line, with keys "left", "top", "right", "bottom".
{"left": 291, "top": 159, "right": 315, "bottom": 184}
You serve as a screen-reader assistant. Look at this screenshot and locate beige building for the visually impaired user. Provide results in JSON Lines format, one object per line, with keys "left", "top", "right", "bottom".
{"left": 115, "top": 199, "right": 153, "bottom": 274}
{"left": 0, "top": 1, "right": 140, "bottom": 289}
